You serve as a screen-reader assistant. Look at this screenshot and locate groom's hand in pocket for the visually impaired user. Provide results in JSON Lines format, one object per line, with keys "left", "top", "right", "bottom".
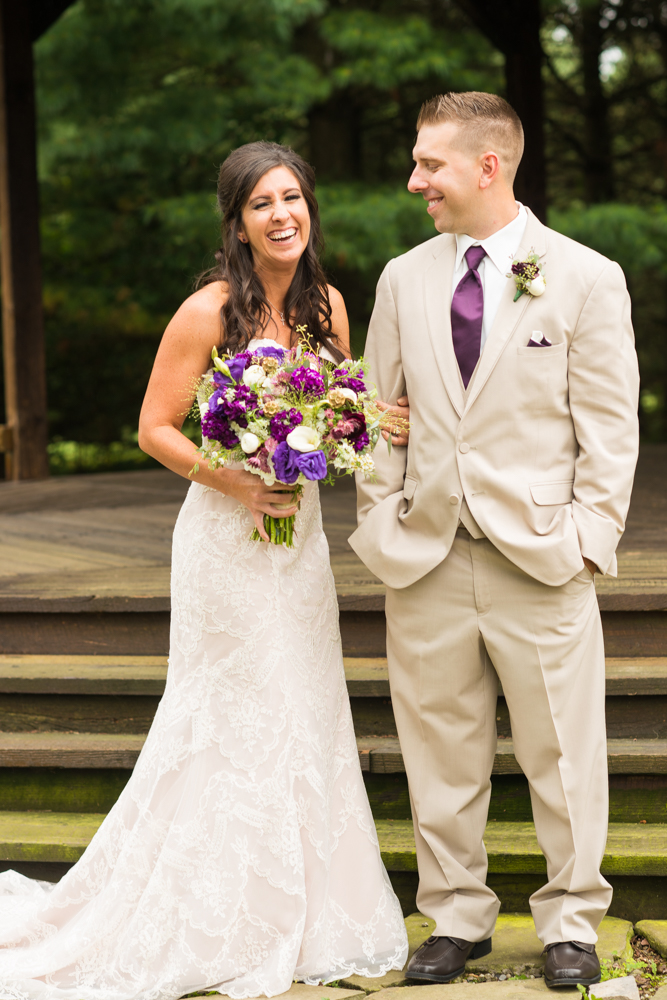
{"left": 378, "top": 396, "right": 410, "bottom": 447}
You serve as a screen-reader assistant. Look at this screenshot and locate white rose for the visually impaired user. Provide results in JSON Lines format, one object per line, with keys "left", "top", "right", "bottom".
{"left": 286, "top": 425, "right": 321, "bottom": 452}
{"left": 240, "top": 432, "right": 260, "bottom": 453}
{"left": 528, "top": 275, "right": 546, "bottom": 297}
{"left": 242, "top": 364, "right": 267, "bottom": 388}
{"left": 338, "top": 387, "right": 358, "bottom": 404}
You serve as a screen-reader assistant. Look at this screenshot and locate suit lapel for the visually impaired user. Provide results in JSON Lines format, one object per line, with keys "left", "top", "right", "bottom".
{"left": 423, "top": 235, "right": 465, "bottom": 417}
{"left": 464, "top": 208, "right": 548, "bottom": 412}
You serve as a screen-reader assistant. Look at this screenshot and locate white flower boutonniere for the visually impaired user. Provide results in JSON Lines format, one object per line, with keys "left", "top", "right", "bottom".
{"left": 508, "top": 250, "right": 546, "bottom": 302}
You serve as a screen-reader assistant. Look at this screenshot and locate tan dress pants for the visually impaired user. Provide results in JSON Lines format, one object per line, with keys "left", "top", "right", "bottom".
{"left": 385, "top": 529, "right": 611, "bottom": 946}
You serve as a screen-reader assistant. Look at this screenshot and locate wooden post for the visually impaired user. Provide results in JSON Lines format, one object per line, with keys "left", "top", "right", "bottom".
{"left": 0, "top": 1, "right": 48, "bottom": 479}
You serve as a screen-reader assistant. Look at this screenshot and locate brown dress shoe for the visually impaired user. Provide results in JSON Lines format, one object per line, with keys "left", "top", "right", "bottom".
{"left": 544, "top": 941, "right": 601, "bottom": 988}
{"left": 407, "top": 935, "right": 493, "bottom": 983}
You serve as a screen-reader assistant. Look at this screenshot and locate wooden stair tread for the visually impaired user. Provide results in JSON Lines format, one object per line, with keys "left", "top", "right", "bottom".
{"left": 0, "top": 811, "right": 106, "bottom": 862}
{"left": 0, "top": 733, "right": 145, "bottom": 768}
{"left": 3, "top": 731, "right": 667, "bottom": 773}
{"left": 0, "top": 654, "right": 168, "bottom": 694}
{"left": 3, "top": 655, "right": 667, "bottom": 697}
{"left": 0, "top": 812, "right": 664, "bottom": 873}
{"left": 376, "top": 820, "right": 667, "bottom": 876}
{"left": 359, "top": 736, "right": 667, "bottom": 774}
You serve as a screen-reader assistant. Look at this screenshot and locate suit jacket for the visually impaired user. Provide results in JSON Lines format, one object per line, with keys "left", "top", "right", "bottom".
{"left": 349, "top": 208, "right": 640, "bottom": 589}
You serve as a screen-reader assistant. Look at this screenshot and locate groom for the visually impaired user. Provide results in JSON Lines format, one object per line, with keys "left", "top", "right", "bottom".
{"left": 350, "top": 92, "right": 639, "bottom": 988}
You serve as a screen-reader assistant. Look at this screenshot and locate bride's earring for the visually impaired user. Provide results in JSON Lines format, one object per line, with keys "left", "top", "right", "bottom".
{"left": 238, "top": 234, "right": 248, "bottom": 243}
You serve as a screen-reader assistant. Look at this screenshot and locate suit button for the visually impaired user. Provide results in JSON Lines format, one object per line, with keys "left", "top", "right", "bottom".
{"left": 449, "top": 493, "right": 460, "bottom": 505}
{"left": 459, "top": 442, "right": 470, "bottom": 454}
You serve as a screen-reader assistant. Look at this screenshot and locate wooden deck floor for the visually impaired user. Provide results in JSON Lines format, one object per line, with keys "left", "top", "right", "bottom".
{"left": 0, "top": 445, "right": 665, "bottom": 611}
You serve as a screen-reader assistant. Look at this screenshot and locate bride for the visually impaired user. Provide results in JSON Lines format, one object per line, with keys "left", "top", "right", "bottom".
{"left": 0, "top": 141, "right": 409, "bottom": 1000}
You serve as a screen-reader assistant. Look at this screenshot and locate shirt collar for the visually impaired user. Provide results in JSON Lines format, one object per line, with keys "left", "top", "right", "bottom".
{"left": 455, "top": 203, "right": 528, "bottom": 275}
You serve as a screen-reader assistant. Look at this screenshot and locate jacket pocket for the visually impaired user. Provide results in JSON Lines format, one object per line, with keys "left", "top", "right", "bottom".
{"left": 403, "top": 476, "right": 417, "bottom": 500}
{"left": 516, "top": 342, "right": 566, "bottom": 357}
{"left": 530, "top": 479, "right": 574, "bottom": 505}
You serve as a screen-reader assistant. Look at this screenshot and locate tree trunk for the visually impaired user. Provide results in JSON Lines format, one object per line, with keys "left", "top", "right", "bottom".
{"left": 505, "top": 4, "right": 547, "bottom": 222}
{"left": 580, "top": 0, "right": 615, "bottom": 203}
{"left": 308, "top": 93, "right": 362, "bottom": 182}
{"left": 450, "top": 0, "right": 547, "bottom": 221}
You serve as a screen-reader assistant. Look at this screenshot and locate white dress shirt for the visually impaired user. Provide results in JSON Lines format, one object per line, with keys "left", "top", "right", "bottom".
{"left": 452, "top": 203, "right": 528, "bottom": 352}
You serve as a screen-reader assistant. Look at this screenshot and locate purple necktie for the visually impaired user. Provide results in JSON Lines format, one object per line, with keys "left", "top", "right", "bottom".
{"left": 451, "top": 245, "right": 487, "bottom": 388}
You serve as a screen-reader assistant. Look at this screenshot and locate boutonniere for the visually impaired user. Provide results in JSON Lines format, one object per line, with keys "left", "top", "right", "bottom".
{"left": 508, "top": 250, "right": 546, "bottom": 302}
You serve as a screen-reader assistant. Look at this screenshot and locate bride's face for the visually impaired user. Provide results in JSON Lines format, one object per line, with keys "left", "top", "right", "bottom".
{"left": 238, "top": 166, "right": 311, "bottom": 272}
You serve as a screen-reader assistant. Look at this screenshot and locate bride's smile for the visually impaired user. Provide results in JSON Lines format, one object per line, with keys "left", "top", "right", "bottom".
{"left": 238, "top": 164, "right": 310, "bottom": 270}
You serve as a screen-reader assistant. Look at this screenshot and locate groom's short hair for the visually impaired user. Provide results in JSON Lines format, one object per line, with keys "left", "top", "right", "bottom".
{"left": 417, "top": 92, "right": 524, "bottom": 183}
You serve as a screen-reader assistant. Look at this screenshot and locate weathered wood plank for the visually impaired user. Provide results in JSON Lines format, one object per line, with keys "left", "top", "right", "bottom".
{"left": 0, "top": 612, "right": 170, "bottom": 655}
{"left": 356, "top": 737, "right": 667, "bottom": 776}
{"left": 0, "top": 452, "right": 665, "bottom": 612}
{"left": 0, "top": 811, "right": 105, "bottom": 862}
{"left": 0, "top": 733, "right": 145, "bottom": 768}
{"left": 0, "top": 469, "right": 189, "bottom": 514}
{"left": 2, "top": 654, "right": 666, "bottom": 698}
{"left": 0, "top": 693, "right": 161, "bottom": 733}
{"left": 375, "top": 820, "right": 667, "bottom": 876}
{"left": 0, "top": 654, "right": 168, "bottom": 694}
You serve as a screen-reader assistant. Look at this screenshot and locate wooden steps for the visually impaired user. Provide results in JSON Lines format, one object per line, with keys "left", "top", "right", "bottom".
{"left": 0, "top": 655, "right": 168, "bottom": 694}
{"left": 3, "top": 653, "right": 667, "bottom": 695}
{"left": 376, "top": 821, "right": 667, "bottom": 877}
{"left": 357, "top": 736, "right": 667, "bottom": 775}
{"left": 1, "top": 730, "right": 665, "bottom": 775}
{"left": 3, "top": 655, "right": 667, "bottom": 740}
{"left": 1, "top": 461, "right": 667, "bottom": 919}
{"left": 0, "top": 732, "right": 145, "bottom": 768}
{"left": 1, "top": 811, "right": 664, "bottom": 877}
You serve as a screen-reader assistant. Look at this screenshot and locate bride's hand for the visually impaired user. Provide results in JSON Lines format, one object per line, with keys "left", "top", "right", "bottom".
{"left": 377, "top": 396, "right": 410, "bottom": 446}
{"left": 214, "top": 468, "right": 298, "bottom": 543}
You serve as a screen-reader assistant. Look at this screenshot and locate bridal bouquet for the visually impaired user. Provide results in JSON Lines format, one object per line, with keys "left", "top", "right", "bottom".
{"left": 191, "top": 328, "right": 406, "bottom": 546}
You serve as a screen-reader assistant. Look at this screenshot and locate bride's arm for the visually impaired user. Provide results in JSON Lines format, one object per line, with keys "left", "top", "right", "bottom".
{"left": 329, "top": 284, "right": 410, "bottom": 446}
{"left": 138, "top": 284, "right": 298, "bottom": 541}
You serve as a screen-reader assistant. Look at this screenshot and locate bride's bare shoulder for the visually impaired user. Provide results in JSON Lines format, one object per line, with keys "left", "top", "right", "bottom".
{"left": 163, "top": 281, "right": 228, "bottom": 347}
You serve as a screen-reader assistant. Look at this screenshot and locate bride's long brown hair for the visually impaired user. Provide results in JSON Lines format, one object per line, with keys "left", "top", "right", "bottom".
{"left": 198, "top": 141, "right": 344, "bottom": 362}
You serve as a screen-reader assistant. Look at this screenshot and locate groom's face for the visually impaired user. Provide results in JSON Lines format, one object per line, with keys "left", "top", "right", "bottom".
{"left": 408, "top": 123, "right": 483, "bottom": 235}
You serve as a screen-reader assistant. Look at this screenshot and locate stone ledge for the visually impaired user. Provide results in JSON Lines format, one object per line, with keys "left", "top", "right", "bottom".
{"left": 635, "top": 919, "right": 667, "bottom": 959}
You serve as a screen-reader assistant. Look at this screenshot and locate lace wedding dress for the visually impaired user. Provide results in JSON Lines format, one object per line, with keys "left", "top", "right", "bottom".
{"left": 0, "top": 339, "right": 408, "bottom": 1000}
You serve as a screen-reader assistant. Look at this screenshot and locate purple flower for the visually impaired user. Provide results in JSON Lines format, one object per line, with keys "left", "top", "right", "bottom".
{"left": 296, "top": 450, "right": 327, "bottom": 480}
{"left": 511, "top": 261, "right": 539, "bottom": 280}
{"left": 212, "top": 352, "right": 252, "bottom": 386}
{"left": 201, "top": 412, "right": 239, "bottom": 449}
{"left": 290, "top": 366, "right": 325, "bottom": 396}
{"left": 332, "top": 368, "right": 366, "bottom": 394}
{"left": 353, "top": 431, "right": 369, "bottom": 452}
{"left": 253, "top": 344, "right": 286, "bottom": 361}
{"left": 214, "top": 384, "right": 257, "bottom": 427}
{"left": 272, "top": 441, "right": 300, "bottom": 484}
{"left": 269, "top": 408, "right": 303, "bottom": 442}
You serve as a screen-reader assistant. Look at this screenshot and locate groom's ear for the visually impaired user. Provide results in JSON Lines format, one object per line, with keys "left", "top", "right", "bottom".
{"left": 479, "top": 151, "right": 501, "bottom": 190}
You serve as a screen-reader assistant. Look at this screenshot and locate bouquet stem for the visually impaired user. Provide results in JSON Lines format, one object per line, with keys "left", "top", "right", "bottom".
{"left": 251, "top": 485, "right": 303, "bottom": 547}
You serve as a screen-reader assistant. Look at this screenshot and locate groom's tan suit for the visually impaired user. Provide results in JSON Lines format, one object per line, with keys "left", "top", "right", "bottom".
{"left": 350, "top": 208, "right": 639, "bottom": 946}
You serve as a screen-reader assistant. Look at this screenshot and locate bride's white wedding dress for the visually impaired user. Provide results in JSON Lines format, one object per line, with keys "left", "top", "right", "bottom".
{"left": 0, "top": 339, "right": 408, "bottom": 1000}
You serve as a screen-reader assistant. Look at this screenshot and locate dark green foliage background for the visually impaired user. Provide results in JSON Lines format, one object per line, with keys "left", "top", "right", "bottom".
{"left": 4, "top": 0, "right": 664, "bottom": 465}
